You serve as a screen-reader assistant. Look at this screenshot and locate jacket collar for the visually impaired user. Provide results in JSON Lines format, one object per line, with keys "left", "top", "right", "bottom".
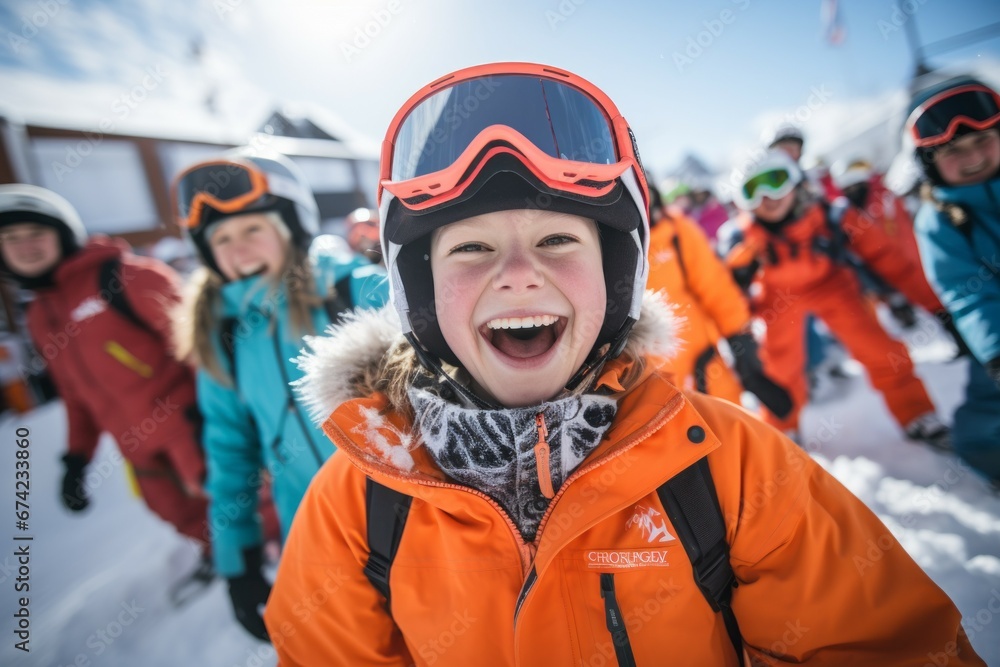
{"left": 932, "top": 175, "right": 1000, "bottom": 210}
{"left": 217, "top": 246, "right": 340, "bottom": 318}
{"left": 320, "top": 369, "right": 722, "bottom": 570}
{"left": 219, "top": 273, "right": 277, "bottom": 317}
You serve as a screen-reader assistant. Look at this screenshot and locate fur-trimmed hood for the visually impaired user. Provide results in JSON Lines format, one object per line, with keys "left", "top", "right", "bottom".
{"left": 294, "top": 289, "right": 681, "bottom": 425}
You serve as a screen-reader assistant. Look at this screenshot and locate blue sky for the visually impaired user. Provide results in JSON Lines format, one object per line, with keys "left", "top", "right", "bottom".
{"left": 2, "top": 0, "right": 999, "bottom": 177}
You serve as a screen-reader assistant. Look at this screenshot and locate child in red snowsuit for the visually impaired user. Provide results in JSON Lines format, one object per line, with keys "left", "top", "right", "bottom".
{"left": 831, "top": 160, "right": 968, "bottom": 349}
{"left": 0, "top": 184, "right": 211, "bottom": 575}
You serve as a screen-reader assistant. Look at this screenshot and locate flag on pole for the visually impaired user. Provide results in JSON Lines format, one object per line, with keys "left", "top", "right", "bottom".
{"left": 822, "top": 0, "right": 846, "bottom": 45}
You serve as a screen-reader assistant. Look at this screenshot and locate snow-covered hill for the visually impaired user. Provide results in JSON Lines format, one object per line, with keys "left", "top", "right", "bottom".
{"left": 1, "top": 317, "right": 998, "bottom": 666}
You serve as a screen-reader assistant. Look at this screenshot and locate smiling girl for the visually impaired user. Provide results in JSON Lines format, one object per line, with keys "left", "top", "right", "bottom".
{"left": 171, "top": 148, "right": 387, "bottom": 640}
{"left": 910, "top": 76, "right": 1000, "bottom": 488}
{"left": 264, "top": 64, "right": 982, "bottom": 665}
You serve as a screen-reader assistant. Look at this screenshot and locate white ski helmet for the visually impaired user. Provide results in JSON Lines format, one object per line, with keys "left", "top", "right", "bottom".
{"left": 0, "top": 183, "right": 87, "bottom": 275}
{"left": 830, "top": 157, "right": 874, "bottom": 190}
{"left": 734, "top": 150, "right": 804, "bottom": 211}
{"left": 766, "top": 123, "right": 805, "bottom": 149}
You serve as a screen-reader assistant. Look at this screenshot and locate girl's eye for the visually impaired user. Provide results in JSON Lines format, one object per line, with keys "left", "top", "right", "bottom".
{"left": 540, "top": 234, "right": 577, "bottom": 247}
{"left": 934, "top": 146, "right": 958, "bottom": 161}
{"left": 974, "top": 133, "right": 995, "bottom": 147}
{"left": 449, "top": 242, "right": 489, "bottom": 254}
{"left": 211, "top": 236, "right": 230, "bottom": 247}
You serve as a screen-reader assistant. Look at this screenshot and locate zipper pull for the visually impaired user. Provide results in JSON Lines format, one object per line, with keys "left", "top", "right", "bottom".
{"left": 534, "top": 413, "right": 555, "bottom": 499}
{"left": 600, "top": 573, "right": 637, "bottom": 666}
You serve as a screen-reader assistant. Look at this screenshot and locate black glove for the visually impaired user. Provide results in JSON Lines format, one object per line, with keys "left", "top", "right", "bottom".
{"left": 727, "top": 333, "right": 794, "bottom": 419}
{"left": 731, "top": 259, "right": 759, "bottom": 293}
{"left": 887, "top": 293, "right": 917, "bottom": 329}
{"left": 227, "top": 547, "right": 272, "bottom": 641}
{"left": 934, "top": 310, "right": 972, "bottom": 359}
{"left": 60, "top": 453, "right": 89, "bottom": 512}
{"left": 987, "top": 357, "right": 1000, "bottom": 391}
{"left": 727, "top": 333, "right": 763, "bottom": 378}
{"left": 740, "top": 372, "right": 794, "bottom": 419}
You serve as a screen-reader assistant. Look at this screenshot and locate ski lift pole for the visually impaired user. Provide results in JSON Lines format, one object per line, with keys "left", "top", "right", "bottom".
{"left": 899, "top": 2, "right": 932, "bottom": 81}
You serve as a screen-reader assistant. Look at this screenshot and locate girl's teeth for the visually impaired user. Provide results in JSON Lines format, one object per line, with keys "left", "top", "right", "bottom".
{"left": 487, "top": 315, "right": 558, "bottom": 330}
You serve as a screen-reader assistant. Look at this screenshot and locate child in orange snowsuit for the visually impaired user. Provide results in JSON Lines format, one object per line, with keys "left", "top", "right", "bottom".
{"left": 724, "top": 151, "right": 950, "bottom": 447}
{"left": 646, "top": 188, "right": 791, "bottom": 418}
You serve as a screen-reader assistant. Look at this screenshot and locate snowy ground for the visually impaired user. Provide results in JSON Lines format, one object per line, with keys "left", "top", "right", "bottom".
{"left": 1, "top": 312, "right": 998, "bottom": 667}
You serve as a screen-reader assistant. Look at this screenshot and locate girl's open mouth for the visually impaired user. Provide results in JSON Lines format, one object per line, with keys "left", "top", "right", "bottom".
{"left": 238, "top": 265, "right": 269, "bottom": 279}
{"left": 481, "top": 315, "right": 566, "bottom": 360}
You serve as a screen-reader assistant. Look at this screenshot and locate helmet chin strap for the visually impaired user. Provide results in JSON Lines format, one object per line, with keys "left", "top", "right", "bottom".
{"left": 404, "top": 332, "right": 499, "bottom": 410}
{"left": 564, "top": 317, "right": 635, "bottom": 392}
{"left": 405, "top": 316, "right": 636, "bottom": 409}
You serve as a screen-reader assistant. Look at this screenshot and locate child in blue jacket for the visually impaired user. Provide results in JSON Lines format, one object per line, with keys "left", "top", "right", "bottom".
{"left": 172, "top": 148, "right": 388, "bottom": 639}
{"left": 908, "top": 76, "right": 1000, "bottom": 488}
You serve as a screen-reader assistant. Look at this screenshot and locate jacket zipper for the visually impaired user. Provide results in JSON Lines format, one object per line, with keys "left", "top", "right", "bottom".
{"left": 600, "top": 573, "right": 637, "bottom": 667}
{"left": 534, "top": 413, "right": 555, "bottom": 499}
{"left": 513, "top": 393, "right": 685, "bottom": 625}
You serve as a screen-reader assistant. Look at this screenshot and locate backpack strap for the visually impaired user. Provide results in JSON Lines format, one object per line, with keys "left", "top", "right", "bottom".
{"left": 826, "top": 197, "right": 849, "bottom": 228}
{"left": 669, "top": 220, "right": 688, "bottom": 283}
{"left": 99, "top": 258, "right": 155, "bottom": 336}
{"left": 814, "top": 199, "right": 850, "bottom": 264}
{"left": 692, "top": 345, "right": 717, "bottom": 394}
{"left": 364, "top": 476, "right": 413, "bottom": 615}
{"left": 657, "top": 457, "right": 743, "bottom": 662}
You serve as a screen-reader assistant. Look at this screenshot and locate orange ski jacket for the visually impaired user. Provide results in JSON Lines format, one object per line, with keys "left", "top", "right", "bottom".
{"left": 265, "top": 296, "right": 982, "bottom": 667}
{"left": 725, "top": 203, "right": 845, "bottom": 301}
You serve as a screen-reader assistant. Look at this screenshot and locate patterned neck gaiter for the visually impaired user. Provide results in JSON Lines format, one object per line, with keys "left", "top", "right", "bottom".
{"left": 409, "top": 385, "right": 618, "bottom": 542}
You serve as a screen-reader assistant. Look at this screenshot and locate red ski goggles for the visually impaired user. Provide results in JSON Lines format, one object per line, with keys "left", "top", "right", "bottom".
{"left": 906, "top": 84, "right": 1000, "bottom": 148}
{"left": 173, "top": 160, "right": 271, "bottom": 230}
{"left": 378, "top": 62, "right": 647, "bottom": 212}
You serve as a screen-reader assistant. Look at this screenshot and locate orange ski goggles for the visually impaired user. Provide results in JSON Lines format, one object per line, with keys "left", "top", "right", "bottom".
{"left": 377, "top": 62, "right": 647, "bottom": 213}
{"left": 906, "top": 84, "right": 1000, "bottom": 148}
{"left": 173, "top": 159, "right": 273, "bottom": 230}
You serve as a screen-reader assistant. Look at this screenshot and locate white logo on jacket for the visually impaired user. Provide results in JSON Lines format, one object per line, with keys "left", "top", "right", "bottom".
{"left": 70, "top": 296, "right": 107, "bottom": 322}
{"left": 627, "top": 505, "right": 676, "bottom": 544}
{"left": 651, "top": 247, "right": 675, "bottom": 267}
